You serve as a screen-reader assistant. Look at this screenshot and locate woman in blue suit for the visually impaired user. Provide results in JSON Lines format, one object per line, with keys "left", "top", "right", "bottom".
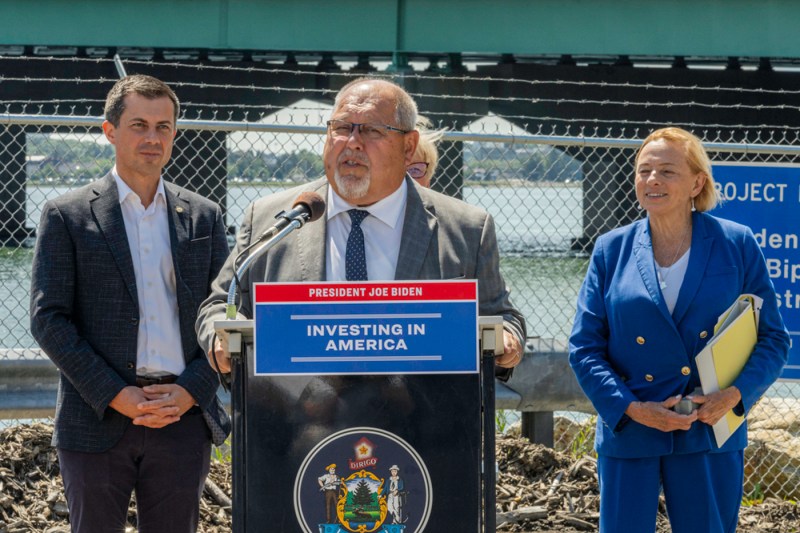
{"left": 569, "top": 127, "right": 789, "bottom": 533}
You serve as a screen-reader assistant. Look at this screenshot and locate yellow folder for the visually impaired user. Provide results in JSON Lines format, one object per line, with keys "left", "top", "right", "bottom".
{"left": 694, "top": 294, "right": 760, "bottom": 447}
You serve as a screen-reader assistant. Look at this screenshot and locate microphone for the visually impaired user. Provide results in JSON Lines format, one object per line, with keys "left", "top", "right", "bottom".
{"left": 256, "top": 191, "right": 326, "bottom": 242}
{"left": 226, "top": 191, "right": 326, "bottom": 319}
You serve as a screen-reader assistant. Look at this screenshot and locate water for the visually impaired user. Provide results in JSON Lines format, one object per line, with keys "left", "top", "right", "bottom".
{"left": 28, "top": 183, "right": 585, "bottom": 252}
{"left": 16, "top": 183, "right": 586, "bottom": 349}
{"left": 0, "top": 248, "right": 35, "bottom": 350}
{"left": 224, "top": 183, "right": 585, "bottom": 252}
{"left": 10, "top": 183, "right": 798, "bottom": 407}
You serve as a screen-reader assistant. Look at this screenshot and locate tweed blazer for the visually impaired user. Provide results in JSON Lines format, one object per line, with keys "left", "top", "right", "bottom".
{"left": 30, "top": 173, "right": 231, "bottom": 451}
{"left": 196, "top": 176, "right": 525, "bottom": 360}
{"left": 569, "top": 212, "right": 789, "bottom": 459}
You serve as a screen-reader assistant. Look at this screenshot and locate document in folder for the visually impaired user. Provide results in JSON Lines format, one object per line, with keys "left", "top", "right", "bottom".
{"left": 694, "top": 294, "right": 762, "bottom": 447}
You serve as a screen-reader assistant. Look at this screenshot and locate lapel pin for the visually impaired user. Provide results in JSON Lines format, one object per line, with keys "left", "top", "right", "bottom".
{"left": 175, "top": 206, "right": 184, "bottom": 213}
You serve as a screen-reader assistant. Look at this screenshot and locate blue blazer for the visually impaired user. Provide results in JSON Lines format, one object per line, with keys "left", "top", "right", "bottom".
{"left": 569, "top": 212, "right": 789, "bottom": 459}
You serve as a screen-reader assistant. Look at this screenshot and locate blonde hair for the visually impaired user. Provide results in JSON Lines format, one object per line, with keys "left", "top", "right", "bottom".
{"left": 635, "top": 127, "right": 721, "bottom": 212}
{"left": 414, "top": 116, "right": 447, "bottom": 184}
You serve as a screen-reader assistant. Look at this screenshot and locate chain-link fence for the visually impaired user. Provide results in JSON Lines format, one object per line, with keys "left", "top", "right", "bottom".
{"left": 2, "top": 56, "right": 800, "bottom": 500}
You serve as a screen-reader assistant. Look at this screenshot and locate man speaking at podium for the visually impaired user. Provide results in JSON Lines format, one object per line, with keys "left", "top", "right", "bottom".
{"left": 197, "top": 77, "right": 525, "bottom": 376}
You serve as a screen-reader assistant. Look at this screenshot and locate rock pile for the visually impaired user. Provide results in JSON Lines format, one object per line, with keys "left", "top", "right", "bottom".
{"left": 745, "top": 397, "right": 800, "bottom": 499}
{"left": 0, "top": 422, "right": 797, "bottom": 532}
{"left": 495, "top": 433, "right": 799, "bottom": 533}
{"left": 495, "top": 436, "right": 599, "bottom": 531}
{"left": 0, "top": 422, "right": 232, "bottom": 533}
{"left": 0, "top": 422, "right": 68, "bottom": 533}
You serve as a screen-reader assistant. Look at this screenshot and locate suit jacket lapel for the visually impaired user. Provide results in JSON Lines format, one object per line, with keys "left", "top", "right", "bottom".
{"left": 295, "top": 178, "right": 328, "bottom": 281}
{"left": 633, "top": 220, "right": 673, "bottom": 325}
{"left": 164, "top": 183, "right": 194, "bottom": 362}
{"left": 90, "top": 173, "right": 138, "bottom": 308}
{"left": 164, "top": 182, "right": 191, "bottom": 271}
{"left": 395, "top": 178, "right": 435, "bottom": 280}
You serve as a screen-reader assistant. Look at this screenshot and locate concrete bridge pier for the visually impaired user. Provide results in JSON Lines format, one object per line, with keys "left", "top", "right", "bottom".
{"left": 0, "top": 126, "right": 32, "bottom": 247}
{"left": 166, "top": 129, "right": 228, "bottom": 217}
{"left": 571, "top": 149, "right": 639, "bottom": 251}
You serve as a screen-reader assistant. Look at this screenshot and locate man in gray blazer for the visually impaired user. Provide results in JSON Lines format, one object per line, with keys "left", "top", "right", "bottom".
{"left": 197, "top": 77, "right": 525, "bottom": 375}
{"left": 30, "top": 75, "right": 230, "bottom": 533}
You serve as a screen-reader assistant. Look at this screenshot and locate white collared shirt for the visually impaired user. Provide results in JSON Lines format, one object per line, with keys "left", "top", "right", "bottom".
{"left": 113, "top": 168, "right": 184, "bottom": 376}
{"left": 325, "top": 180, "right": 408, "bottom": 281}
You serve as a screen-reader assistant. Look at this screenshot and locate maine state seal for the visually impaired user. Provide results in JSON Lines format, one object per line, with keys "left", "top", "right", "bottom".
{"left": 294, "top": 427, "right": 432, "bottom": 533}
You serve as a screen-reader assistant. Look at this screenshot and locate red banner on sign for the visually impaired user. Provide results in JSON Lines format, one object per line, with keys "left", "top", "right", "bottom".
{"left": 254, "top": 280, "right": 477, "bottom": 303}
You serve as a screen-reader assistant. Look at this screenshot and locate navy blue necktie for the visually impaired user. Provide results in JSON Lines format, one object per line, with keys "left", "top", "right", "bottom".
{"left": 346, "top": 209, "right": 369, "bottom": 281}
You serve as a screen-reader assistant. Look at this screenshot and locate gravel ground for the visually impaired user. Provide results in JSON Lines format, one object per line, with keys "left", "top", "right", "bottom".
{"left": 495, "top": 436, "right": 799, "bottom": 533}
{"left": 0, "top": 423, "right": 797, "bottom": 532}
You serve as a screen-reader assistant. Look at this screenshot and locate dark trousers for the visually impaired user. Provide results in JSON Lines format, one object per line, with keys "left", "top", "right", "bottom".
{"left": 58, "top": 408, "right": 211, "bottom": 533}
{"left": 324, "top": 489, "right": 338, "bottom": 523}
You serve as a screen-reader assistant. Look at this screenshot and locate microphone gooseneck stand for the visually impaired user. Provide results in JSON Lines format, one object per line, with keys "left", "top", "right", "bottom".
{"left": 225, "top": 218, "right": 305, "bottom": 319}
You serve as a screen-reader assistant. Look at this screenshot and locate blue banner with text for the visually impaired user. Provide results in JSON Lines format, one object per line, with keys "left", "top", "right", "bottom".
{"left": 253, "top": 280, "right": 479, "bottom": 376}
{"left": 713, "top": 163, "right": 800, "bottom": 380}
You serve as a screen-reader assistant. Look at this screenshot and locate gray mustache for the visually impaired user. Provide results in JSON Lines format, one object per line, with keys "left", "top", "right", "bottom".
{"left": 337, "top": 150, "right": 369, "bottom": 165}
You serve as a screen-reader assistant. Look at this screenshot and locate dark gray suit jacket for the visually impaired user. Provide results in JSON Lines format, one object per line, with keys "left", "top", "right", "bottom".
{"left": 196, "top": 177, "right": 525, "bottom": 367}
{"left": 30, "top": 173, "right": 231, "bottom": 452}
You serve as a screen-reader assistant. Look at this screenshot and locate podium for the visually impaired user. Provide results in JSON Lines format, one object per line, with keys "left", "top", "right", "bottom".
{"left": 216, "top": 290, "right": 502, "bottom": 532}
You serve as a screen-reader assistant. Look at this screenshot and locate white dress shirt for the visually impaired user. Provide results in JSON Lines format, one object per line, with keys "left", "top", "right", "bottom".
{"left": 113, "top": 169, "right": 184, "bottom": 377}
{"left": 325, "top": 180, "right": 408, "bottom": 281}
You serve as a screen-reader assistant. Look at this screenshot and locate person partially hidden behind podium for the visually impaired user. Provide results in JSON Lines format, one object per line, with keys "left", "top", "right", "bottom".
{"left": 30, "top": 75, "right": 230, "bottom": 533}
{"left": 569, "top": 127, "right": 789, "bottom": 533}
{"left": 196, "top": 77, "right": 525, "bottom": 376}
{"left": 406, "top": 115, "right": 445, "bottom": 189}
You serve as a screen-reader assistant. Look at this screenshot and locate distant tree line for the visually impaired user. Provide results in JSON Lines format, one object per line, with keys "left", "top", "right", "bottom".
{"left": 27, "top": 134, "right": 114, "bottom": 184}
{"left": 25, "top": 136, "right": 582, "bottom": 186}
{"left": 228, "top": 149, "right": 324, "bottom": 183}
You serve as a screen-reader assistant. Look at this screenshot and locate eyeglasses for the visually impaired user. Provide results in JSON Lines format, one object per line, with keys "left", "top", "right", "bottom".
{"left": 407, "top": 162, "right": 429, "bottom": 179}
{"left": 327, "top": 119, "right": 409, "bottom": 141}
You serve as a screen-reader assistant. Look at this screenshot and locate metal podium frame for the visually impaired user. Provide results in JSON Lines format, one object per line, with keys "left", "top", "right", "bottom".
{"left": 214, "top": 319, "right": 253, "bottom": 531}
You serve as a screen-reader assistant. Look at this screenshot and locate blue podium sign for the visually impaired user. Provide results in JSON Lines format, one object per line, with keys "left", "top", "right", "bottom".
{"left": 713, "top": 163, "right": 800, "bottom": 381}
{"left": 253, "top": 280, "right": 479, "bottom": 376}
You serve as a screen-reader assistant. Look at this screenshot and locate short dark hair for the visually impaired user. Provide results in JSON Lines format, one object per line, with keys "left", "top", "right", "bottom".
{"left": 104, "top": 75, "right": 180, "bottom": 127}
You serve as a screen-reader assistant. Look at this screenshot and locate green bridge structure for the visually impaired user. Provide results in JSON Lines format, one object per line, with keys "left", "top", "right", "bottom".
{"left": 2, "top": 0, "right": 800, "bottom": 246}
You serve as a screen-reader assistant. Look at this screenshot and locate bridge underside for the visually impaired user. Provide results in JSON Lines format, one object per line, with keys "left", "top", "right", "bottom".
{"left": 4, "top": 54, "right": 799, "bottom": 248}
{"left": 4, "top": 0, "right": 800, "bottom": 61}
